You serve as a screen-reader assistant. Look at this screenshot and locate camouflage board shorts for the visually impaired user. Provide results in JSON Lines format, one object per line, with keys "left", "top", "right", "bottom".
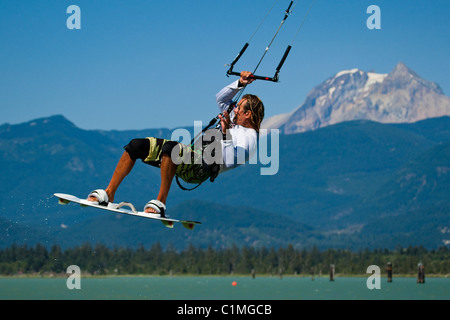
{"left": 143, "top": 137, "right": 211, "bottom": 184}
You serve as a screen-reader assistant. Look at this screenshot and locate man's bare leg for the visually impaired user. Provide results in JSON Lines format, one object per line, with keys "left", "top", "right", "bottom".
{"left": 145, "top": 154, "right": 177, "bottom": 213}
{"left": 88, "top": 151, "right": 135, "bottom": 203}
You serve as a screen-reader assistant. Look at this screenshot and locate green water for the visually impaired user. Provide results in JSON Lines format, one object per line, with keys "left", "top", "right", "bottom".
{"left": 0, "top": 276, "right": 448, "bottom": 300}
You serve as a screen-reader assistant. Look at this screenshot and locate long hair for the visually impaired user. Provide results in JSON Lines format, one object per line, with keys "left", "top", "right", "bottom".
{"left": 242, "top": 94, "right": 265, "bottom": 133}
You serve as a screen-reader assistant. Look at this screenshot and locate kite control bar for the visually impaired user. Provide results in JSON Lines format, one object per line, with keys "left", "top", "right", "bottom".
{"left": 226, "top": 44, "right": 292, "bottom": 82}
{"left": 226, "top": 1, "right": 294, "bottom": 83}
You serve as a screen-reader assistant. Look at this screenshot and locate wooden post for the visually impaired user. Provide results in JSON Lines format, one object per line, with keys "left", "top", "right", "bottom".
{"left": 330, "top": 264, "right": 335, "bottom": 281}
{"left": 417, "top": 263, "right": 425, "bottom": 284}
{"left": 386, "top": 262, "right": 393, "bottom": 283}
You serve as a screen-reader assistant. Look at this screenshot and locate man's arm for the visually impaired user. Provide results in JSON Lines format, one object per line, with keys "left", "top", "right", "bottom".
{"left": 215, "top": 80, "right": 242, "bottom": 114}
{"left": 215, "top": 71, "right": 255, "bottom": 113}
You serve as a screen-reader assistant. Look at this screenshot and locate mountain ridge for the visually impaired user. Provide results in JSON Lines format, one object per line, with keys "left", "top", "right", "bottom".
{"left": 1, "top": 115, "right": 449, "bottom": 249}
{"left": 262, "top": 62, "right": 450, "bottom": 134}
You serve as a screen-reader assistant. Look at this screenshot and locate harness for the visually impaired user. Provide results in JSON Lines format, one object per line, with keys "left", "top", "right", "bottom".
{"left": 175, "top": 135, "right": 222, "bottom": 191}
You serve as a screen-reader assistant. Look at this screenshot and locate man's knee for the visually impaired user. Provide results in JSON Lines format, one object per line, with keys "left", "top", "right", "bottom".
{"left": 124, "top": 138, "right": 150, "bottom": 161}
{"left": 161, "top": 141, "right": 180, "bottom": 157}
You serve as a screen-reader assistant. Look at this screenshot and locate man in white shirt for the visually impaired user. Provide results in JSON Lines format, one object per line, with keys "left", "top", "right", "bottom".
{"left": 88, "top": 71, "right": 264, "bottom": 216}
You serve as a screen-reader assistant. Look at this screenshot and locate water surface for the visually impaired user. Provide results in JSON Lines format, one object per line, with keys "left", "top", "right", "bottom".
{"left": 0, "top": 276, "right": 448, "bottom": 300}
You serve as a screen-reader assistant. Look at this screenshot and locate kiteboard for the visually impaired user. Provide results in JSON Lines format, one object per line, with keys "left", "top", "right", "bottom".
{"left": 54, "top": 193, "right": 201, "bottom": 230}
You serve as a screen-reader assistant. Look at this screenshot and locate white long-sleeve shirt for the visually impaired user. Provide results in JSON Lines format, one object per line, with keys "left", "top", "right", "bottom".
{"left": 215, "top": 80, "right": 258, "bottom": 173}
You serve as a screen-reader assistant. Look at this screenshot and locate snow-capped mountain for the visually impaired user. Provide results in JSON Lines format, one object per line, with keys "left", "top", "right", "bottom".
{"left": 262, "top": 62, "right": 450, "bottom": 134}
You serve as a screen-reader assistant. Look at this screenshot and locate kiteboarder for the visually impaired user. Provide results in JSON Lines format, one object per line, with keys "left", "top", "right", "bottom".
{"left": 87, "top": 71, "right": 264, "bottom": 217}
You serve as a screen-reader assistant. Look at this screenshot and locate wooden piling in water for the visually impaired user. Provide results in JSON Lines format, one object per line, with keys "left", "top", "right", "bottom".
{"left": 386, "top": 262, "right": 393, "bottom": 283}
{"left": 330, "top": 264, "right": 335, "bottom": 281}
{"left": 417, "top": 263, "right": 425, "bottom": 284}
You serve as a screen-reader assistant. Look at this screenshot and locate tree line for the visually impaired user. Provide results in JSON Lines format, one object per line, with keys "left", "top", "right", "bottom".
{"left": 0, "top": 243, "right": 448, "bottom": 276}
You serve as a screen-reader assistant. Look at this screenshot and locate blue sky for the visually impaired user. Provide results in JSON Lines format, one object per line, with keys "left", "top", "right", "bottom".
{"left": 1, "top": 0, "right": 449, "bottom": 130}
